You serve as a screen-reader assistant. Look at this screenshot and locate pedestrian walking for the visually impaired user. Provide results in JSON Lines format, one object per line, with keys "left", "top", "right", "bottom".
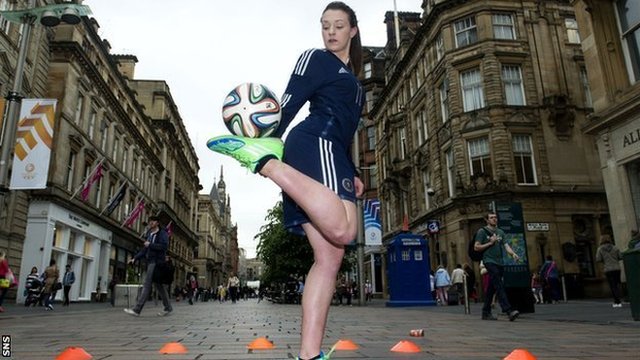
{"left": 474, "top": 212, "right": 520, "bottom": 321}
{"left": 207, "top": 3, "right": 364, "bottom": 358}
{"left": 108, "top": 275, "right": 118, "bottom": 307}
{"left": 434, "top": 265, "right": 451, "bottom": 305}
{"left": 62, "top": 264, "right": 75, "bottom": 306}
{"left": 540, "top": 255, "right": 561, "bottom": 303}
{"left": 227, "top": 273, "right": 240, "bottom": 304}
{"left": 124, "top": 216, "right": 173, "bottom": 317}
{"left": 0, "top": 250, "right": 15, "bottom": 313}
{"left": 451, "top": 264, "right": 465, "bottom": 305}
{"left": 42, "top": 259, "right": 60, "bottom": 311}
{"left": 531, "top": 272, "right": 544, "bottom": 304}
{"left": 595, "top": 234, "right": 623, "bottom": 307}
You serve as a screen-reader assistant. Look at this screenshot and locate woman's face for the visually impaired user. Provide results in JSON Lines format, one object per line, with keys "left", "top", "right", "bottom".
{"left": 31, "top": 267, "right": 38, "bottom": 274}
{"left": 321, "top": 9, "right": 357, "bottom": 58}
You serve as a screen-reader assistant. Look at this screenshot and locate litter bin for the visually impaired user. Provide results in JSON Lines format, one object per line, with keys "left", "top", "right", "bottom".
{"left": 622, "top": 248, "right": 640, "bottom": 321}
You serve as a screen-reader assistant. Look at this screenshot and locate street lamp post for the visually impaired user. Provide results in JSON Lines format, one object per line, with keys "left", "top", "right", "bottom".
{"left": 0, "top": 1, "right": 91, "bottom": 212}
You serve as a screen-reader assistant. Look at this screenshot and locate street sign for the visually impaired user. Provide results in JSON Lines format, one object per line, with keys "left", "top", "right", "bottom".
{"left": 427, "top": 220, "right": 440, "bottom": 234}
{"left": 526, "top": 222, "right": 549, "bottom": 231}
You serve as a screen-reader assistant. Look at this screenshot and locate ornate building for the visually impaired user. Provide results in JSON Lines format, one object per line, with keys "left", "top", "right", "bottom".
{"left": 1, "top": 2, "right": 202, "bottom": 303}
{"left": 195, "top": 169, "right": 237, "bottom": 288}
{"left": 572, "top": 0, "right": 640, "bottom": 250}
{"left": 370, "top": 0, "right": 610, "bottom": 297}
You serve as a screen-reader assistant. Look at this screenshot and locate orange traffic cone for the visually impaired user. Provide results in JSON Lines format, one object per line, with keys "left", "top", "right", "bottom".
{"left": 159, "top": 342, "right": 188, "bottom": 354}
{"left": 247, "top": 337, "right": 275, "bottom": 350}
{"left": 333, "top": 339, "right": 359, "bottom": 350}
{"left": 55, "top": 347, "right": 92, "bottom": 360}
{"left": 390, "top": 340, "right": 421, "bottom": 353}
{"left": 504, "top": 349, "right": 537, "bottom": 360}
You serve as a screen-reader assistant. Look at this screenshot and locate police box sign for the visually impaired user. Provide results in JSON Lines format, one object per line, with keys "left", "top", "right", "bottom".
{"left": 526, "top": 222, "right": 549, "bottom": 231}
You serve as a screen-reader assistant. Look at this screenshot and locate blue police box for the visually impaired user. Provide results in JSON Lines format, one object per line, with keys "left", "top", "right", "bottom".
{"left": 386, "top": 233, "right": 436, "bottom": 307}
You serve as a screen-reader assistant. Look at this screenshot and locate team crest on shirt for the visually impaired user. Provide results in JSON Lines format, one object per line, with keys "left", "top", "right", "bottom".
{"left": 342, "top": 178, "right": 354, "bottom": 193}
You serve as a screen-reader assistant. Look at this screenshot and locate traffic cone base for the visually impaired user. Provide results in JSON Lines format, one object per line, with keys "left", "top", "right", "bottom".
{"left": 504, "top": 349, "right": 537, "bottom": 360}
{"left": 247, "top": 337, "right": 275, "bottom": 350}
{"left": 159, "top": 342, "right": 188, "bottom": 354}
{"left": 55, "top": 346, "right": 92, "bottom": 360}
{"left": 390, "top": 340, "right": 421, "bottom": 353}
{"left": 333, "top": 339, "right": 359, "bottom": 350}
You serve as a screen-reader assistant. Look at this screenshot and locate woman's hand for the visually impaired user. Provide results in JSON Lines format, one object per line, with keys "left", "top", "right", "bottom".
{"left": 354, "top": 176, "right": 364, "bottom": 198}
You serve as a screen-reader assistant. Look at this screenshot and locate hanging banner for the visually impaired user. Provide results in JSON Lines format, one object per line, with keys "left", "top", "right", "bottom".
{"left": 364, "top": 198, "right": 382, "bottom": 246}
{"left": 9, "top": 99, "right": 57, "bottom": 190}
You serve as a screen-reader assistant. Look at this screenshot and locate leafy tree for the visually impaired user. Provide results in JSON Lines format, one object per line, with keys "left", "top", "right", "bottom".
{"left": 256, "top": 201, "right": 356, "bottom": 286}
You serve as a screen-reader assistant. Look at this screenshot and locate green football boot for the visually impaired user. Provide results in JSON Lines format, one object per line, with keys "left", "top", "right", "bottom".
{"left": 206, "top": 135, "right": 283, "bottom": 173}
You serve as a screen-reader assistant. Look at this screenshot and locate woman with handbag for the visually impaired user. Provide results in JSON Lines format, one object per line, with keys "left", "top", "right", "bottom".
{"left": 42, "top": 259, "right": 60, "bottom": 311}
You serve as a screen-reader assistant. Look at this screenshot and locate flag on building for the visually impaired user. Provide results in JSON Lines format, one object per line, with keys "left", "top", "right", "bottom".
{"left": 9, "top": 99, "right": 57, "bottom": 190}
{"left": 364, "top": 198, "right": 382, "bottom": 246}
{"left": 122, "top": 198, "right": 145, "bottom": 228}
{"left": 102, "top": 182, "right": 128, "bottom": 216}
{"left": 79, "top": 160, "right": 105, "bottom": 201}
{"left": 165, "top": 221, "right": 173, "bottom": 237}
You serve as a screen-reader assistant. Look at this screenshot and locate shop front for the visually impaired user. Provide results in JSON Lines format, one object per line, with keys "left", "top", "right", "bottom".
{"left": 17, "top": 201, "right": 112, "bottom": 303}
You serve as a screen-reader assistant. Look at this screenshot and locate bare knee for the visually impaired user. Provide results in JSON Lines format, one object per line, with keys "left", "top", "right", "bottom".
{"left": 326, "top": 226, "right": 357, "bottom": 246}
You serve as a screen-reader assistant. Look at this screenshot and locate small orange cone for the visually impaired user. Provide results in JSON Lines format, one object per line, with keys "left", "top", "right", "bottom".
{"left": 55, "top": 347, "right": 92, "bottom": 360}
{"left": 159, "top": 342, "right": 188, "bottom": 354}
{"left": 504, "top": 349, "right": 537, "bottom": 360}
{"left": 390, "top": 340, "right": 421, "bottom": 353}
{"left": 247, "top": 337, "right": 275, "bottom": 350}
{"left": 333, "top": 339, "right": 359, "bottom": 350}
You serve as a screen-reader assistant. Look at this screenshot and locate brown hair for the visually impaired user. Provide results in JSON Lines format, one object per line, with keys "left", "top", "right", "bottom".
{"left": 600, "top": 234, "right": 612, "bottom": 245}
{"left": 323, "top": 2, "right": 362, "bottom": 76}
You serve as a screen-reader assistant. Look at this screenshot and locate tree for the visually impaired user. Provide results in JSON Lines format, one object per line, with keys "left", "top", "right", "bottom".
{"left": 256, "top": 201, "right": 355, "bottom": 286}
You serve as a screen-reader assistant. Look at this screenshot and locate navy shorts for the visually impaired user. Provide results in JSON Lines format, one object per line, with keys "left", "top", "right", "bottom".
{"left": 282, "top": 128, "right": 356, "bottom": 235}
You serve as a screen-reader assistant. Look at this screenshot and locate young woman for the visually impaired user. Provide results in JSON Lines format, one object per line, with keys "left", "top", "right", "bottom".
{"left": 208, "top": 3, "right": 363, "bottom": 358}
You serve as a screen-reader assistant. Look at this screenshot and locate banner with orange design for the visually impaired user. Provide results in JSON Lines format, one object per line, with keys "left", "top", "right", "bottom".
{"left": 9, "top": 99, "right": 57, "bottom": 190}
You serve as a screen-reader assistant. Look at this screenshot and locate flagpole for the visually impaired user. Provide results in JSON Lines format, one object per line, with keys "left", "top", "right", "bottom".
{"left": 69, "top": 157, "right": 104, "bottom": 200}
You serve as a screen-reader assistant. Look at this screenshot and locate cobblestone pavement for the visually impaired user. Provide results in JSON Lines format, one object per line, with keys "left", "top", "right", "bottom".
{"left": 1, "top": 298, "right": 638, "bottom": 359}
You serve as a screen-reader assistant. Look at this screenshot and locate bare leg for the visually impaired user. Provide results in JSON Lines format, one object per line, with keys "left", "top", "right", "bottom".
{"left": 260, "top": 159, "right": 357, "bottom": 245}
{"left": 298, "top": 223, "right": 345, "bottom": 359}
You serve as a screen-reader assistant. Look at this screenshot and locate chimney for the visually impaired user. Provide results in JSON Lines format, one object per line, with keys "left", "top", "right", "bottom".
{"left": 112, "top": 54, "right": 138, "bottom": 79}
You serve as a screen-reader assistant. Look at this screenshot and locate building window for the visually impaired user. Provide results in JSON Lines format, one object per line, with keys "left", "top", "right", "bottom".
{"left": 94, "top": 177, "right": 102, "bottom": 207}
{"left": 87, "top": 110, "right": 96, "bottom": 140}
{"left": 364, "top": 62, "right": 372, "bottom": 79}
{"left": 616, "top": 0, "right": 640, "bottom": 83}
{"left": 0, "top": 0, "right": 13, "bottom": 34}
{"left": 454, "top": 16, "right": 478, "bottom": 48}
{"left": 369, "top": 166, "right": 378, "bottom": 189}
{"left": 74, "top": 95, "right": 84, "bottom": 125}
{"left": 502, "top": 65, "right": 526, "bottom": 105}
{"left": 66, "top": 151, "right": 76, "bottom": 191}
{"left": 399, "top": 127, "right": 407, "bottom": 159}
{"left": 512, "top": 134, "right": 537, "bottom": 185}
{"left": 493, "top": 14, "right": 515, "bottom": 40}
{"left": 422, "top": 169, "right": 431, "bottom": 210}
{"left": 367, "top": 126, "right": 376, "bottom": 150}
{"left": 416, "top": 110, "right": 428, "bottom": 145}
{"left": 445, "top": 148, "right": 455, "bottom": 198}
{"left": 100, "top": 119, "right": 109, "bottom": 152}
{"left": 460, "top": 68, "right": 485, "bottom": 112}
{"left": 565, "top": 18, "right": 581, "bottom": 44}
{"left": 112, "top": 136, "right": 119, "bottom": 163}
{"left": 579, "top": 67, "right": 593, "bottom": 108}
{"left": 436, "top": 32, "right": 445, "bottom": 60}
{"left": 122, "top": 145, "right": 128, "bottom": 170}
{"left": 439, "top": 78, "right": 450, "bottom": 122}
{"left": 365, "top": 91, "right": 374, "bottom": 113}
{"left": 468, "top": 137, "right": 492, "bottom": 176}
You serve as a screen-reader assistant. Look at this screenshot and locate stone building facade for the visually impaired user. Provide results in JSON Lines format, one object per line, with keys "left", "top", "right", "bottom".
{"left": 195, "top": 170, "right": 238, "bottom": 289}
{"left": 0, "top": 2, "right": 207, "bottom": 303}
{"left": 572, "top": 0, "right": 640, "bottom": 250}
{"left": 370, "top": 0, "right": 611, "bottom": 297}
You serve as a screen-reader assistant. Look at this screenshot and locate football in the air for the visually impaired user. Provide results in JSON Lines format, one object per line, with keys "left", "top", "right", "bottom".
{"left": 222, "top": 82, "right": 281, "bottom": 138}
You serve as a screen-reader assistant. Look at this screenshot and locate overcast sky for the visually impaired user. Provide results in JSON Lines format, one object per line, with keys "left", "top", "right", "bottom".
{"left": 85, "top": 0, "right": 422, "bottom": 258}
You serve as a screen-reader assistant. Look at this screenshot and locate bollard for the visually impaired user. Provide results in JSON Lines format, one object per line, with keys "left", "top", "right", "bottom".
{"left": 561, "top": 275, "right": 568, "bottom": 302}
{"left": 463, "top": 275, "right": 470, "bottom": 314}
